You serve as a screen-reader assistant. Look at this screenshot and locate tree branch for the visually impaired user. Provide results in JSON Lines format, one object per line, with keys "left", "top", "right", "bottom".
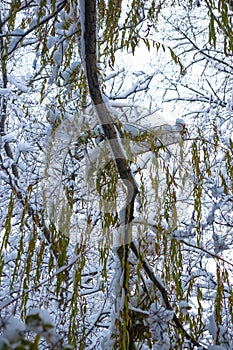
{"left": 130, "top": 241, "right": 208, "bottom": 350}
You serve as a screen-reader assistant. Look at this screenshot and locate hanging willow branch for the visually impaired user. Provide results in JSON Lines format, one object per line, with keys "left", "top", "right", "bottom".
{"left": 130, "top": 242, "right": 208, "bottom": 350}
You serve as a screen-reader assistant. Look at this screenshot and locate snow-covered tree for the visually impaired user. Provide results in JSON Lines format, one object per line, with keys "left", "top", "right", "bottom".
{"left": 0, "top": 0, "right": 232, "bottom": 349}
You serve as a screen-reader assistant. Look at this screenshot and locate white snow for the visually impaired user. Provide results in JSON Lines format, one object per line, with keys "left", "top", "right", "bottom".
{"left": 11, "top": 28, "right": 24, "bottom": 36}
{"left": 26, "top": 308, "right": 54, "bottom": 328}
{"left": 8, "top": 74, "right": 28, "bottom": 92}
{"left": 79, "top": 0, "right": 86, "bottom": 73}
{"left": 17, "top": 142, "right": 36, "bottom": 153}
{"left": 207, "top": 313, "right": 218, "bottom": 338}
{"left": 53, "top": 47, "right": 63, "bottom": 66}
{"left": 26, "top": 308, "right": 59, "bottom": 344}
{"left": 123, "top": 123, "right": 141, "bottom": 137}
{"left": 3, "top": 316, "right": 25, "bottom": 342}
{"left": 0, "top": 88, "right": 11, "bottom": 96}
{"left": 47, "top": 36, "right": 56, "bottom": 49}
{"left": 2, "top": 133, "right": 17, "bottom": 143}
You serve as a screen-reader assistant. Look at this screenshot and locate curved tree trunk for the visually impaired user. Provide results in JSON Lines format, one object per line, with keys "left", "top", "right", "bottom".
{"left": 82, "top": 0, "right": 138, "bottom": 347}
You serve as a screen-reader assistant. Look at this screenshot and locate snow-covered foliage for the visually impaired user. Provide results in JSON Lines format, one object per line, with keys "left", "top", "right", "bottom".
{"left": 0, "top": 0, "right": 232, "bottom": 349}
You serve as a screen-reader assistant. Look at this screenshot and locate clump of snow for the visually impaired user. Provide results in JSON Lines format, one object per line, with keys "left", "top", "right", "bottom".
{"left": 176, "top": 118, "right": 185, "bottom": 125}
{"left": 2, "top": 316, "right": 25, "bottom": 342}
{"left": 0, "top": 88, "right": 11, "bottom": 96}
{"left": 8, "top": 74, "right": 28, "bottom": 92}
{"left": 53, "top": 47, "right": 63, "bottom": 66}
{"left": 47, "top": 36, "right": 56, "bottom": 49}
{"left": 78, "top": 0, "right": 86, "bottom": 72}
{"left": 0, "top": 336, "right": 9, "bottom": 348}
{"left": 26, "top": 308, "right": 59, "bottom": 344}
{"left": 26, "top": 308, "right": 54, "bottom": 327}
{"left": 179, "top": 301, "right": 192, "bottom": 315}
{"left": 147, "top": 302, "right": 174, "bottom": 349}
{"left": 207, "top": 314, "right": 218, "bottom": 338}
{"left": 11, "top": 28, "right": 24, "bottom": 35}
{"left": 17, "top": 142, "right": 36, "bottom": 153}
{"left": 226, "top": 97, "right": 233, "bottom": 111}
